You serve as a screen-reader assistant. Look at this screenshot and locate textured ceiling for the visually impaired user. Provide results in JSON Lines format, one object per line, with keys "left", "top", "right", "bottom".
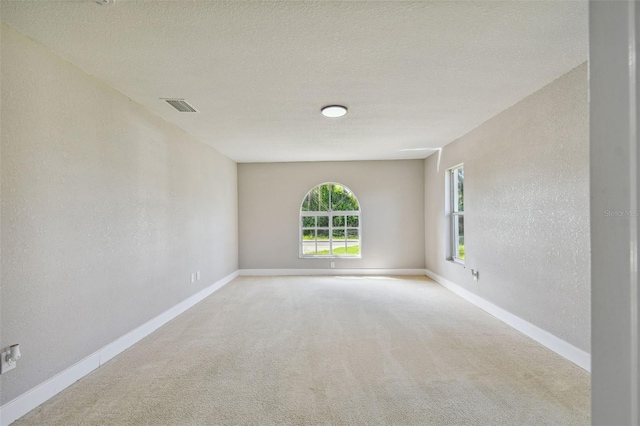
{"left": 1, "top": 1, "right": 587, "bottom": 163}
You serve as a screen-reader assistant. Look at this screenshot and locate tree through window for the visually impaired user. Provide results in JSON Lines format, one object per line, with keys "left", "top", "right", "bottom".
{"left": 300, "top": 183, "right": 361, "bottom": 258}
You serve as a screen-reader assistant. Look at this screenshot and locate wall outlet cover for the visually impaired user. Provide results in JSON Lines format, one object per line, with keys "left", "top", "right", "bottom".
{"left": 0, "top": 351, "right": 16, "bottom": 374}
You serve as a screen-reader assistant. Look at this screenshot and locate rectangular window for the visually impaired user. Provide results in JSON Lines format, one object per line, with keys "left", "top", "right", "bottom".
{"left": 449, "top": 165, "right": 464, "bottom": 263}
{"left": 300, "top": 211, "right": 360, "bottom": 257}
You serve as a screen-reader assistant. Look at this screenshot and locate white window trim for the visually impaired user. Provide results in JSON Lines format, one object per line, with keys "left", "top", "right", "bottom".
{"left": 299, "top": 182, "right": 362, "bottom": 259}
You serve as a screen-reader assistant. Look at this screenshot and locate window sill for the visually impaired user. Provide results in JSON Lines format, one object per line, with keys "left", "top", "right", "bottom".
{"left": 300, "top": 255, "right": 362, "bottom": 259}
{"left": 447, "top": 258, "right": 466, "bottom": 267}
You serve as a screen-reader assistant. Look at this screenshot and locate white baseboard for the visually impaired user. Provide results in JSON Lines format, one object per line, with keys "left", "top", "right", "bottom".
{"left": 424, "top": 269, "right": 591, "bottom": 372}
{"left": 0, "top": 270, "right": 239, "bottom": 426}
{"left": 239, "top": 268, "right": 427, "bottom": 276}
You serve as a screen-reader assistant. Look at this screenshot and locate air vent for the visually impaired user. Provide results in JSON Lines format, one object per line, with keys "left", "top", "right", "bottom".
{"left": 162, "top": 99, "right": 198, "bottom": 113}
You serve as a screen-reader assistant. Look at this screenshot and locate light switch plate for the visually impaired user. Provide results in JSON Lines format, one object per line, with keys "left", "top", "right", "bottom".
{"left": 0, "top": 351, "right": 16, "bottom": 374}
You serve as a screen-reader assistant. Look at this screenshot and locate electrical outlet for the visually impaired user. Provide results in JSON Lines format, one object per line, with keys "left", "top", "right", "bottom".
{"left": 0, "top": 351, "right": 16, "bottom": 374}
{"left": 196, "top": 271, "right": 201, "bottom": 280}
{"left": 190, "top": 273, "right": 195, "bottom": 283}
{"left": 471, "top": 269, "right": 479, "bottom": 281}
{"left": 330, "top": 261, "right": 335, "bottom": 269}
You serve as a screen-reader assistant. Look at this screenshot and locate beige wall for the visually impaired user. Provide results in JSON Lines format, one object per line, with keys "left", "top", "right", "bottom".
{"left": 238, "top": 160, "right": 425, "bottom": 270}
{"left": 0, "top": 25, "right": 238, "bottom": 404}
{"left": 424, "top": 63, "right": 590, "bottom": 352}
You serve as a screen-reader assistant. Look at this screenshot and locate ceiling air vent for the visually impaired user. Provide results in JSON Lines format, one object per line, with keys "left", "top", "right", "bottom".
{"left": 162, "top": 99, "right": 198, "bottom": 113}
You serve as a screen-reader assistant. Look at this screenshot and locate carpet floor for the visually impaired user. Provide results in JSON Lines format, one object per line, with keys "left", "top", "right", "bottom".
{"left": 14, "top": 276, "right": 590, "bottom": 425}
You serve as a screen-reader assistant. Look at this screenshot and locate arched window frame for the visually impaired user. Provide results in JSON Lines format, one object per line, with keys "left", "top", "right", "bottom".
{"left": 299, "top": 182, "right": 361, "bottom": 258}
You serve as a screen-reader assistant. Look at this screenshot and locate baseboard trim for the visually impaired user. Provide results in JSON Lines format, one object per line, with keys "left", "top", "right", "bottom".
{"left": 239, "top": 268, "right": 427, "bottom": 276}
{"left": 0, "top": 270, "right": 239, "bottom": 426}
{"left": 424, "top": 269, "right": 591, "bottom": 372}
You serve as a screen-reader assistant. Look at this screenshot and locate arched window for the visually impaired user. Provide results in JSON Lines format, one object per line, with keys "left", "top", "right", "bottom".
{"left": 300, "top": 183, "right": 361, "bottom": 258}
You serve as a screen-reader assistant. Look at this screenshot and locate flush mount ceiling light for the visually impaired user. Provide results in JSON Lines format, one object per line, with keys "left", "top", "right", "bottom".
{"left": 321, "top": 105, "right": 348, "bottom": 118}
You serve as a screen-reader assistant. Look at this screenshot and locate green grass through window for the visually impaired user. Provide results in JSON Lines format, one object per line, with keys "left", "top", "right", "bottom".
{"left": 302, "top": 236, "right": 358, "bottom": 240}
{"left": 316, "top": 246, "right": 360, "bottom": 255}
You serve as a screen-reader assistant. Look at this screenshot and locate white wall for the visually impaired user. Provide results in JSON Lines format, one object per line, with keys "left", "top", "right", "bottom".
{"left": 0, "top": 25, "right": 238, "bottom": 405}
{"left": 238, "top": 160, "right": 425, "bottom": 270}
{"left": 424, "top": 63, "right": 590, "bottom": 353}
{"left": 590, "top": 2, "right": 640, "bottom": 423}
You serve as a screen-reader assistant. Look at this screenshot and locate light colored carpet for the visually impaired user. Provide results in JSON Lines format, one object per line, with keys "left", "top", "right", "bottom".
{"left": 15, "top": 276, "right": 590, "bottom": 425}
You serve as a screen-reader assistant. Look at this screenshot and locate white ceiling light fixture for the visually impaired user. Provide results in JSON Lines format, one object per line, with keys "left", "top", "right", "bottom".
{"left": 321, "top": 105, "right": 348, "bottom": 118}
